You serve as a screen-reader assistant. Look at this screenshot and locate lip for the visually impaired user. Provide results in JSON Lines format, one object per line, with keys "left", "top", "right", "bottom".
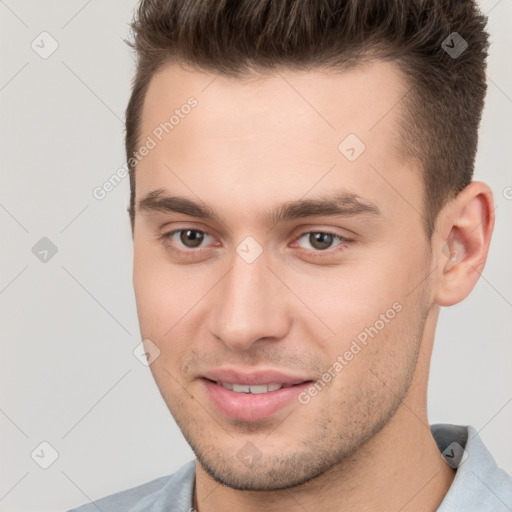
{"left": 199, "top": 367, "right": 313, "bottom": 422}
{"left": 202, "top": 368, "right": 311, "bottom": 386}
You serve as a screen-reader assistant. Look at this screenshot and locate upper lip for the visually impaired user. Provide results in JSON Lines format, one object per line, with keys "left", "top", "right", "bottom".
{"left": 201, "top": 367, "right": 312, "bottom": 386}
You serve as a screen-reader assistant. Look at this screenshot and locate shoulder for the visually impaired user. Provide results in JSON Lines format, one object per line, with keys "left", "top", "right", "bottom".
{"left": 66, "top": 460, "right": 196, "bottom": 512}
{"left": 434, "top": 424, "right": 512, "bottom": 511}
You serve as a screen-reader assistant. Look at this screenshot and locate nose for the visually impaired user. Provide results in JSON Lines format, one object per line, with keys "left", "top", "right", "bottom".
{"left": 208, "top": 250, "right": 291, "bottom": 351}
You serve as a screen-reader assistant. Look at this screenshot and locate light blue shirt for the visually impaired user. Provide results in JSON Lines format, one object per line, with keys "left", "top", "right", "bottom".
{"left": 68, "top": 424, "right": 512, "bottom": 511}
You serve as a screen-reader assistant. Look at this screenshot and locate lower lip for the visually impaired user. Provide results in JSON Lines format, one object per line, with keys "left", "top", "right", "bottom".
{"left": 201, "top": 379, "right": 311, "bottom": 422}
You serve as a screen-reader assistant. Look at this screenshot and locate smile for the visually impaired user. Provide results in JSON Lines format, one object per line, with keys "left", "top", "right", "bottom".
{"left": 201, "top": 377, "right": 312, "bottom": 421}
{"left": 217, "top": 382, "right": 286, "bottom": 393}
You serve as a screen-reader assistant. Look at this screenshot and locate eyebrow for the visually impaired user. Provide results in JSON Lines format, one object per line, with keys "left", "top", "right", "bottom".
{"left": 138, "top": 188, "right": 381, "bottom": 227}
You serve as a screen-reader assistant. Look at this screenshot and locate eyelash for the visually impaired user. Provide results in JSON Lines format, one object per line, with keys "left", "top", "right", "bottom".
{"left": 159, "top": 228, "right": 350, "bottom": 257}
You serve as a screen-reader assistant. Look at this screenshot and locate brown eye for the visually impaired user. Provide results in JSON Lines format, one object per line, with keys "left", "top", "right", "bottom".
{"left": 295, "top": 231, "right": 346, "bottom": 252}
{"left": 308, "top": 232, "right": 334, "bottom": 250}
{"left": 179, "top": 229, "right": 205, "bottom": 248}
{"left": 160, "top": 228, "right": 216, "bottom": 256}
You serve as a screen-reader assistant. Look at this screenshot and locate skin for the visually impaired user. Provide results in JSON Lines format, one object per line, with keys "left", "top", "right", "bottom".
{"left": 132, "top": 61, "right": 494, "bottom": 511}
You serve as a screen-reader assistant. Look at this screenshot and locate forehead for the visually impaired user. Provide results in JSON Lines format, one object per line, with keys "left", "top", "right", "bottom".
{"left": 136, "top": 61, "right": 421, "bottom": 228}
{"left": 141, "top": 60, "right": 408, "bottom": 145}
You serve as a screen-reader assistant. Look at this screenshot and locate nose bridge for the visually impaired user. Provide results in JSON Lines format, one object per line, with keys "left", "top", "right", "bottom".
{"left": 209, "top": 250, "right": 289, "bottom": 350}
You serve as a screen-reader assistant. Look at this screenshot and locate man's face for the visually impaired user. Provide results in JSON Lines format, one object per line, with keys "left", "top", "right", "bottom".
{"left": 133, "top": 61, "right": 434, "bottom": 490}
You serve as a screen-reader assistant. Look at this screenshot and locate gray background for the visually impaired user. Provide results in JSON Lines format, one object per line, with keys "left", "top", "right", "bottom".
{"left": 0, "top": 1, "right": 511, "bottom": 511}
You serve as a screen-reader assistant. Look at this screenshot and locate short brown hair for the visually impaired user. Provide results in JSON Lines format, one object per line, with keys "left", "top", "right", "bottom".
{"left": 125, "top": 0, "right": 489, "bottom": 237}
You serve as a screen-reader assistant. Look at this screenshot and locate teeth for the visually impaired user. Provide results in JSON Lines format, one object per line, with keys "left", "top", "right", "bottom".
{"left": 232, "top": 384, "right": 250, "bottom": 393}
{"left": 220, "top": 382, "right": 283, "bottom": 393}
{"left": 249, "top": 385, "right": 269, "bottom": 394}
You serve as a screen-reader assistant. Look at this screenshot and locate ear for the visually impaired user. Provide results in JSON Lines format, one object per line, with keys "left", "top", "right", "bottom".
{"left": 432, "top": 182, "right": 495, "bottom": 307}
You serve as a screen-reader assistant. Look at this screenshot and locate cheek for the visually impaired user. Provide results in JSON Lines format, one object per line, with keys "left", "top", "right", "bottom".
{"left": 286, "top": 264, "right": 405, "bottom": 342}
{"left": 133, "top": 242, "right": 176, "bottom": 336}
{"left": 133, "top": 242, "right": 216, "bottom": 346}
{"left": 282, "top": 245, "right": 427, "bottom": 375}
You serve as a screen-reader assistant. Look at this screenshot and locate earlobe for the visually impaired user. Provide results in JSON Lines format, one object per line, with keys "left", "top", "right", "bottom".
{"left": 434, "top": 182, "right": 495, "bottom": 307}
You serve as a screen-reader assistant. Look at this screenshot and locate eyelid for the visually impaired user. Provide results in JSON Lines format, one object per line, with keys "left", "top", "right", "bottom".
{"left": 292, "top": 223, "right": 358, "bottom": 239}
{"left": 292, "top": 230, "right": 349, "bottom": 251}
{"left": 156, "top": 227, "right": 213, "bottom": 257}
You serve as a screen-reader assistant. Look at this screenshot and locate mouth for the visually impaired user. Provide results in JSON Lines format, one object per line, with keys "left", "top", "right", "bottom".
{"left": 200, "top": 376, "right": 313, "bottom": 422}
{"left": 208, "top": 379, "right": 299, "bottom": 394}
